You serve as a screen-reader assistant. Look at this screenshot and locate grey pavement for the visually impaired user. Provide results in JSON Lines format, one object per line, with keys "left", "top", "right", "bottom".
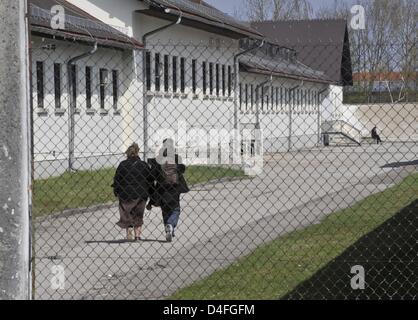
{"left": 33, "top": 142, "right": 418, "bottom": 299}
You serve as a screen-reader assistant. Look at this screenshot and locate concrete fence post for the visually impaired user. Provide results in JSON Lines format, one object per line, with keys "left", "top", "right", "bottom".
{"left": 0, "top": 0, "right": 31, "bottom": 300}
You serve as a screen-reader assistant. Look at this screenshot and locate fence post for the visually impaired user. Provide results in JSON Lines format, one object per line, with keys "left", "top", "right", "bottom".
{"left": 0, "top": 0, "right": 31, "bottom": 300}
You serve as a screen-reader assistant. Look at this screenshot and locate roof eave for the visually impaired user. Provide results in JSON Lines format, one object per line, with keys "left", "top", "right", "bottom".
{"left": 241, "top": 65, "right": 333, "bottom": 85}
{"left": 30, "top": 25, "right": 143, "bottom": 50}
{"left": 137, "top": 6, "right": 263, "bottom": 40}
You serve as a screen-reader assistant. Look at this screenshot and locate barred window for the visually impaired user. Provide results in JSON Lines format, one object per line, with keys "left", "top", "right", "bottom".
{"left": 99, "top": 68, "right": 107, "bottom": 110}
{"left": 266, "top": 91, "right": 269, "bottom": 110}
{"left": 202, "top": 61, "right": 207, "bottom": 95}
{"left": 180, "top": 57, "right": 185, "bottom": 93}
{"left": 36, "top": 61, "right": 44, "bottom": 109}
{"left": 227, "top": 65, "right": 232, "bottom": 96}
{"left": 222, "top": 65, "right": 226, "bottom": 96}
{"left": 209, "top": 62, "right": 214, "bottom": 95}
{"left": 85, "top": 66, "right": 92, "bottom": 109}
{"left": 216, "top": 64, "right": 220, "bottom": 97}
{"left": 245, "top": 83, "right": 248, "bottom": 111}
{"left": 255, "top": 85, "right": 259, "bottom": 111}
{"left": 239, "top": 83, "right": 242, "bottom": 111}
{"left": 302, "top": 89, "right": 306, "bottom": 112}
{"left": 250, "top": 84, "right": 254, "bottom": 113}
{"left": 112, "top": 70, "right": 119, "bottom": 110}
{"left": 70, "top": 64, "right": 78, "bottom": 109}
{"left": 164, "top": 55, "right": 169, "bottom": 92}
{"left": 172, "top": 56, "right": 178, "bottom": 93}
{"left": 276, "top": 87, "right": 279, "bottom": 112}
{"left": 155, "top": 53, "right": 161, "bottom": 92}
{"left": 192, "top": 59, "right": 197, "bottom": 94}
{"left": 145, "top": 51, "right": 151, "bottom": 91}
{"left": 291, "top": 89, "right": 295, "bottom": 110}
{"left": 54, "top": 63, "right": 61, "bottom": 109}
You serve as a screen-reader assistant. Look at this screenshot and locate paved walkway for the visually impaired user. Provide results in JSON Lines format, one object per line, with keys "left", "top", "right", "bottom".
{"left": 33, "top": 142, "right": 418, "bottom": 299}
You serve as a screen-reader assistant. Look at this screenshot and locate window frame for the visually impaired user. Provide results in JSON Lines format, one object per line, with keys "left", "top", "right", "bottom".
{"left": 155, "top": 53, "right": 161, "bottom": 92}
{"left": 164, "top": 55, "right": 169, "bottom": 92}
{"left": 36, "top": 61, "right": 44, "bottom": 109}
{"left": 99, "top": 68, "right": 108, "bottom": 110}
{"left": 180, "top": 57, "right": 186, "bottom": 93}
{"left": 172, "top": 56, "right": 178, "bottom": 93}
{"left": 85, "top": 66, "right": 92, "bottom": 109}
{"left": 192, "top": 59, "right": 197, "bottom": 94}
{"left": 145, "top": 51, "right": 151, "bottom": 91}
{"left": 112, "top": 69, "right": 119, "bottom": 110}
{"left": 54, "top": 63, "right": 61, "bottom": 109}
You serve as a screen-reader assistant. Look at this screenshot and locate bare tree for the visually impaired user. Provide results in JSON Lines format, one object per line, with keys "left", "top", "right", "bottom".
{"left": 242, "top": 0, "right": 273, "bottom": 22}
{"left": 240, "top": 0, "right": 313, "bottom": 22}
{"left": 315, "top": 0, "right": 351, "bottom": 20}
{"left": 276, "top": 0, "right": 313, "bottom": 20}
{"left": 391, "top": 0, "right": 418, "bottom": 101}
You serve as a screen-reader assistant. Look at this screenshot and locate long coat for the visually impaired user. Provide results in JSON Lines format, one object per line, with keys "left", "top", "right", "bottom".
{"left": 112, "top": 157, "right": 153, "bottom": 201}
{"left": 148, "top": 155, "right": 190, "bottom": 211}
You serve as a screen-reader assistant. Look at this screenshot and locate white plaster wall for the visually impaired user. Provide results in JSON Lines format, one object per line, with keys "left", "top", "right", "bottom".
{"left": 31, "top": 36, "right": 141, "bottom": 178}
{"left": 321, "top": 84, "right": 343, "bottom": 122}
{"left": 239, "top": 72, "right": 328, "bottom": 152}
{"left": 144, "top": 43, "right": 237, "bottom": 163}
{"left": 66, "top": 0, "right": 147, "bottom": 37}
{"left": 343, "top": 103, "right": 418, "bottom": 141}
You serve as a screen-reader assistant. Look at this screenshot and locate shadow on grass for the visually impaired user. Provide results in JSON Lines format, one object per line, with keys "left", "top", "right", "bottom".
{"left": 381, "top": 159, "right": 418, "bottom": 168}
{"left": 284, "top": 199, "right": 418, "bottom": 300}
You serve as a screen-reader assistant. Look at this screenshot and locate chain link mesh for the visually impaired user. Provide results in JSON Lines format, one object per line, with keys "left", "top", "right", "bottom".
{"left": 30, "top": 21, "right": 417, "bottom": 300}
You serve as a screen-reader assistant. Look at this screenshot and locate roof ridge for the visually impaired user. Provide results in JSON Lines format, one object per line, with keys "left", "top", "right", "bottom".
{"left": 252, "top": 18, "right": 347, "bottom": 24}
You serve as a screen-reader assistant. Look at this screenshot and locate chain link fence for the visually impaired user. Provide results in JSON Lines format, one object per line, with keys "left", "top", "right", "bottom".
{"left": 29, "top": 11, "right": 417, "bottom": 300}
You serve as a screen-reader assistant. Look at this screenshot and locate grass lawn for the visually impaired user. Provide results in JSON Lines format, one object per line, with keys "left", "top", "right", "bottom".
{"left": 170, "top": 172, "right": 418, "bottom": 300}
{"left": 33, "top": 166, "right": 245, "bottom": 218}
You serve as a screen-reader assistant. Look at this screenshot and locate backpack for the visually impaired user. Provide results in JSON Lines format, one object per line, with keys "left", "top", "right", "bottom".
{"left": 161, "top": 161, "right": 178, "bottom": 185}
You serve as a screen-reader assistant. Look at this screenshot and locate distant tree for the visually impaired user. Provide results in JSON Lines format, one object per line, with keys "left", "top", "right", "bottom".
{"left": 315, "top": 0, "right": 351, "bottom": 20}
{"left": 316, "top": 0, "right": 416, "bottom": 102}
{"left": 238, "top": 0, "right": 313, "bottom": 22}
{"left": 241, "top": 0, "right": 273, "bottom": 22}
{"left": 273, "top": 0, "right": 313, "bottom": 20}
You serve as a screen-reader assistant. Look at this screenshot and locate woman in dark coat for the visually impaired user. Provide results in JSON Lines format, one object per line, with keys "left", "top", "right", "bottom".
{"left": 147, "top": 139, "right": 189, "bottom": 242}
{"left": 112, "top": 143, "right": 153, "bottom": 241}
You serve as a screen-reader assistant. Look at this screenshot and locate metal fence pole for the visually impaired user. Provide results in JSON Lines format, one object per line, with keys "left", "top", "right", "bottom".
{"left": 0, "top": 0, "right": 31, "bottom": 300}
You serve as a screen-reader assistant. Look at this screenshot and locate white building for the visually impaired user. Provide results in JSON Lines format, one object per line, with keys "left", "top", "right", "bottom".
{"left": 29, "top": 0, "right": 347, "bottom": 178}
{"left": 251, "top": 20, "right": 354, "bottom": 132}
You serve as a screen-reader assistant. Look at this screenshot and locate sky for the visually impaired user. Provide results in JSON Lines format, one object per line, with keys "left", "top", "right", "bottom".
{"left": 205, "top": 0, "right": 358, "bottom": 18}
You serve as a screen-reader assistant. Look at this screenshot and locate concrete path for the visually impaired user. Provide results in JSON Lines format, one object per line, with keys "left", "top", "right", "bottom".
{"left": 33, "top": 142, "right": 418, "bottom": 299}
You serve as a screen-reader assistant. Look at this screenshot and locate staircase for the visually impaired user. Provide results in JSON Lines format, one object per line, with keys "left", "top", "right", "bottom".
{"left": 322, "top": 120, "right": 362, "bottom": 146}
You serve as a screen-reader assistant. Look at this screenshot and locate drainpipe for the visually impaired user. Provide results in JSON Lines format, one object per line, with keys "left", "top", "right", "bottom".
{"left": 67, "top": 42, "right": 98, "bottom": 171}
{"left": 232, "top": 39, "right": 264, "bottom": 164}
{"left": 317, "top": 87, "right": 328, "bottom": 145}
{"left": 233, "top": 39, "right": 264, "bottom": 130}
{"left": 287, "top": 81, "right": 303, "bottom": 152}
{"left": 142, "top": 14, "right": 182, "bottom": 160}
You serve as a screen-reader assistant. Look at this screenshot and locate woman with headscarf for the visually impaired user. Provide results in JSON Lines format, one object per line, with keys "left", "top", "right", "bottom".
{"left": 112, "top": 143, "right": 153, "bottom": 241}
{"left": 149, "top": 138, "right": 189, "bottom": 242}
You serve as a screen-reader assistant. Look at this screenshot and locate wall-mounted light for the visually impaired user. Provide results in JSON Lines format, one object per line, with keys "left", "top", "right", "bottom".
{"left": 42, "top": 44, "right": 56, "bottom": 51}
